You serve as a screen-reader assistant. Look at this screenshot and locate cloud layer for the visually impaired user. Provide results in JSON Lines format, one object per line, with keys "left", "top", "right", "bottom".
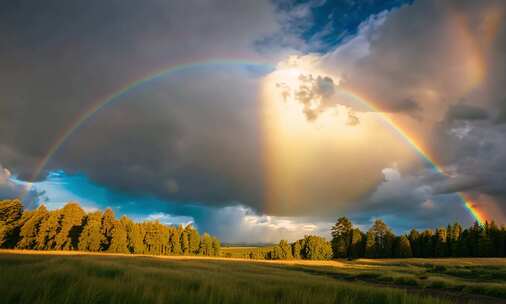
{"left": 1, "top": 0, "right": 506, "bottom": 241}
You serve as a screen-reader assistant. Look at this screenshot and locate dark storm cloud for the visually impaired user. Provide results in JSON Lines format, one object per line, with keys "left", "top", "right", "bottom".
{"left": 0, "top": 0, "right": 280, "bottom": 209}
{"left": 2, "top": 0, "right": 506, "bottom": 230}
{"left": 434, "top": 120, "right": 506, "bottom": 199}
{"left": 313, "top": 0, "right": 506, "bottom": 222}
{"left": 56, "top": 68, "right": 265, "bottom": 208}
{"left": 445, "top": 103, "right": 489, "bottom": 122}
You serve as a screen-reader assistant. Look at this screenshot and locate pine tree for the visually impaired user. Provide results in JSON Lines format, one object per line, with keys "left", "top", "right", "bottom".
{"left": 331, "top": 217, "right": 352, "bottom": 258}
{"left": 169, "top": 226, "right": 182, "bottom": 255}
{"left": 17, "top": 205, "right": 49, "bottom": 249}
{"left": 54, "top": 202, "right": 85, "bottom": 250}
{"left": 181, "top": 230, "right": 190, "bottom": 255}
{"left": 349, "top": 228, "right": 364, "bottom": 259}
{"left": 108, "top": 220, "right": 129, "bottom": 253}
{"left": 131, "top": 223, "right": 146, "bottom": 254}
{"left": 365, "top": 231, "right": 376, "bottom": 258}
{"left": 468, "top": 221, "right": 483, "bottom": 257}
{"left": 408, "top": 229, "right": 420, "bottom": 257}
{"left": 396, "top": 235, "right": 413, "bottom": 258}
{"left": 478, "top": 227, "right": 493, "bottom": 257}
{"left": 0, "top": 199, "right": 23, "bottom": 248}
{"left": 144, "top": 221, "right": 162, "bottom": 255}
{"left": 121, "top": 216, "right": 144, "bottom": 254}
{"left": 450, "top": 223, "right": 462, "bottom": 257}
{"left": 366, "top": 220, "right": 394, "bottom": 258}
{"left": 186, "top": 225, "right": 200, "bottom": 255}
{"left": 199, "top": 233, "right": 213, "bottom": 256}
{"left": 434, "top": 227, "right": 447, "bottom": 257}
{"left": 100, "top": 208, "right": 115, "bottom": 251}
{"left": 36, "top": 210, "right": 62, "bottom": 250}
{"left": 420, "top": 230, "right": 434, "bottom": 257}
{"left": 78, "top": 211, "right": 105, "bottom": 252}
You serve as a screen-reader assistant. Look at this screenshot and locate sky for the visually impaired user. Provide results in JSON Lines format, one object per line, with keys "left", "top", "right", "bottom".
{"left": 1, "top": 0, "right": 505, "bottom": 243}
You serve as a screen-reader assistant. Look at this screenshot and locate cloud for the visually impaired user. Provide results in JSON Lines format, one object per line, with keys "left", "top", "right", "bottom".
{"left": 146, "top": 212, "right": 194, "bottom": 227}
{"left": 346, "top": 167, "right": 477, "bottom": 231}
{"left": 2, "top": 0, "right": 506, "bottom": 232}
{"left": 199, "top": 205, "right": 333, "bottom": 243}
{"left": 294, "top": 74, "right": 337, "bottom": 120}
{"left": 0, "top": 0, "right": 283, "bottom": 211}
{"left": 296, "top": 0, "right": 506, "bottom": 223}
{"left": 0, "top": 164, "right": 42, "bottom": 209}
{"left": 445, "top": 103, "right": 489, "bottom": 122}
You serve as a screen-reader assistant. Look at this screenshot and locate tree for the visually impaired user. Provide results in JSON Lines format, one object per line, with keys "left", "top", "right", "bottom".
{"left": 420, "top": 230, "right": 434, "bottom": 258}
{"left": 36, "top": 210, "right": 62, "bottom": 250}
{"left": 488, "top": 221, "right": 504, "bottom": 257}
{"left": 144, "top": 221, "right": 164, "bottom": 255}
{"left": 366, "top": 220, "right": 394, "bottom": 258}
{"left": 292, "top": 239, "right": 304, "bottom": 259}
{"left": 181, "top": 229, "right": 190, "bottom": 255}
{"left": 408, "top": 229, "right": 421, "bottom": 257}
{"left": 78, "top": 211, "right": 105, "bottom": 252}
{"left": 434, "top": 227, "right": 447, "bottom": 257}
{"left": 17, "top": 205, "right": 49, "bottom": 249}
{"left": 0, "top": 200, "right": 221, "bottom": 257}
{"left": 54, "top": 202, "right": 85, "bottom": 250}
{"left": 396, "top": 235, "right": 413, "bottom": 258}
{"left": 186, "top": 225, "right": 200, "bottom": 255}
{"left": 199, "top": 233, "right": 213, "bottom": 256}
{"left": 478, "top": 228, "right": 493, "bottom": 257}
{"left": 331, "top": 217, "right": 352, "bottom": 258}
{"left": 0, "top": 199, "right": 23, "bottom": 248}
{"left": 349, "top": 228, "right": 365, "bottom": 259}
{"left": 302, "top": 235, "right": 332, "bottom": 260}
{"left": 212, "top": 236, "right": 221, "bottom": 256}
{"left": 100, "top": 208, "right": 115, "bottom": 251}
{"left": 169, "top": 225, "right": 182, "bottom": 255}
{"left": 270, "top": 240, "right": 292, "bottom": 259}
{"left": 365, "top": 231, "right": 376, "bottom": 258}
{"left": 108, "top": 220, "right": 129, "bottom": 253}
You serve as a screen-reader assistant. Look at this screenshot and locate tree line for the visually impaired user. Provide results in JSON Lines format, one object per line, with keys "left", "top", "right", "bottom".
{"left": 0, "top": 199, "right": 221, "bottom": 256}
{"left": 2, "top": 198, "right": 504, "bottom": 260}
{"left": 330, "top": 217, "right": 506, "bottom": 259}
{"left": 253, "top": 217, "right": 506, "bottom": 260}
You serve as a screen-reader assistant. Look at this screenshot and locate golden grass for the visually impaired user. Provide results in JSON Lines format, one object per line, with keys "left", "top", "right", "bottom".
{"left": 0, "top": 251, "right": 454, "bottom": 304}
{"left": 0, "top": 249, "right": 347, "bottom": 267}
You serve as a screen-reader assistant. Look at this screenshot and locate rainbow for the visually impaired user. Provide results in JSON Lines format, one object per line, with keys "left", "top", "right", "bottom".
{"left": 27, "top": 58, "right": 486, "bottom": 225}
{"left": 28, "top": 58, "right": 275, "bottom": 182}
{"left": 338, "top": 89, "right": 486, "bottom": 225}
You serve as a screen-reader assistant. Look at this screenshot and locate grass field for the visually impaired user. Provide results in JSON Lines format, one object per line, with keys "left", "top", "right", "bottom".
{"left": 1, "top": 250, "right": 506, "bottom": 304}
{"left": 220, "top": 246, "right": 274, "bottom": 259}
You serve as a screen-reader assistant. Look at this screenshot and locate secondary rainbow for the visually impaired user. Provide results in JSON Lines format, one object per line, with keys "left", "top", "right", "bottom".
{"left": 27, "top": 59, "right": 485, "bottom": 225}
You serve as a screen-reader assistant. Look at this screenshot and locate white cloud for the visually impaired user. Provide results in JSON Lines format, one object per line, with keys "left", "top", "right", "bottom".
{"left": 145, "top": 212, "right": 194, "bottom": 227}
{"left": 0, "top": 164, "right": 42, "bottom": 209}
{"left": 209, "top": 205, "right": 332, "bottom": 243}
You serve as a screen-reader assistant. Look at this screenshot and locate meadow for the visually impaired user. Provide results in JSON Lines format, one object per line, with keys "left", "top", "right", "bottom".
{"left": 2, "top": 251, "right": 506, "bottom": 304}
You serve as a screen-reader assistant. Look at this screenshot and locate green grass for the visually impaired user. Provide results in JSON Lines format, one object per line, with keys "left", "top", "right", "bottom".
{"left": 220, "top": 246, "right": 273, "bottom": 259}
{"left": 0, "top": 253, "right": 452, "bottom": 304}
{"left": 284, "top": 258, "right": 506, "bottom": 301}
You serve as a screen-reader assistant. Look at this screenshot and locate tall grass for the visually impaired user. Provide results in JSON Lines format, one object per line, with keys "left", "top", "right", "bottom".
{"left": 0, "top": 253, "right": 451, "bottom": 304}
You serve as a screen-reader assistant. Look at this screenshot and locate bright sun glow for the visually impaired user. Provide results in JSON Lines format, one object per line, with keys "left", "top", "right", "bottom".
{"left": 260, "top": 60, "right": 416, "bottom": 215}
